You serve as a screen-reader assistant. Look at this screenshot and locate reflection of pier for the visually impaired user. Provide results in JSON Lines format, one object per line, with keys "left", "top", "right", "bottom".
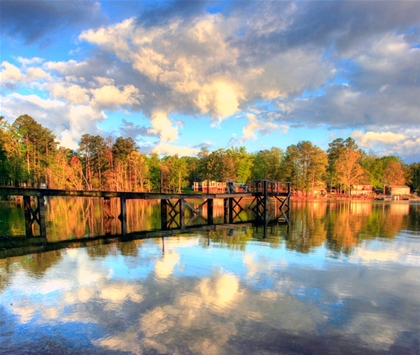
{"left": 0, "top": 222, "right": 282, "bottom": 259}
{"left": 0, "top": 180, "right": 290, "bottom": 239}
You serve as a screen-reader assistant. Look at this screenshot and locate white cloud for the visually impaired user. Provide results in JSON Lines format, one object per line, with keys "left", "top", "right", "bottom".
{"left": 79, "top": 17, "right": 135, "bottom": 59}
{"left": 78, "top": 12, "right": 331, "bottom": 124}
{"left": 9, "top": 93, "right": 64, "bottom": 110}
{"left": 1, "top": 61, "right": 24, "bottom": 83}
{"left": 91, "top": 84, "right": 140, "bottom": 111}
{"left": 351, "top": 131, "right": 407, "bottom": 148}
{"left": 1, "top": 1, "right": 419, "bottom": 161}
{"left": 27, "top": 67, "right": 50, "bottom": 81}
{"left": 17, "top": 56, "right": 44, "bottom": 66}
{"left": 242, "top": 113, "right": 279, "bottom": 141}
{"left": 350, "top": 129, "right": 420, "bottom": 162}
{"left": 152, "top": 141, "right": 199, "bottom": 156}
{"left": 50, "top": 83, "right": 90, "bottom": 105}
{"left": 149, "top": 111, "right": 179, "bottom": 142}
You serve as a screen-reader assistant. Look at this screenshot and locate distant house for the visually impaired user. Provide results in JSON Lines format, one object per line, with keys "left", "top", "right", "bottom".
{"left": 193, "top": 181, "right": 226, "bottom": 193}
{"left": 350, "top": 185, "right": 373, "bottom": 195}
{"left": 193, "top": 180, "right": 249, "bottom": 193}
{"left": 385, "top": 185, "right": 410, "bottom": 196}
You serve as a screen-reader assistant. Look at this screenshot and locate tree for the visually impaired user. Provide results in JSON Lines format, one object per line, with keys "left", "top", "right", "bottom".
{"left": 230, "top": 146, "right": 253, "bottom": 183}
{"left": 251, "top": 147, "right": 284, "bottom": 181}
{"left": 0, "top": 117, "right": 26, "bottom": 185}
{"left": 181, "top": 156, "right": 200, "bottom": 188}
{"left": 12, "top": 114, "right": 58, "bottom": 186}
{"left": 197, "top": 147, "right": 222, "bottom": 184}
{"left": 360, "top": 151, "right": 383, "bottom": 189}
{"left": 147, "top": 152, "right": 162, "bottom": 192}
{"left": 405, "top": 163, "right": 420, "bottom": 194}
{"left": 382, "top": 158, "right": 406, "bottom": 186}
{"left": 282, "top": 144, "right": 302, "bottom": 193}
{"left": 161, "top": 155, "right": 189, "bottom": 193}
{"left": 79, "top": 134, "right": 107, "bottom": 189}
{"left": 127, "top": 151, "right": 149, "bottom": 191}
{"left": 46, "top": 147, "right": 77, "bottom": 189}
{"left": 283, "top": 141, "right": 328, "bottom": 195}
{"left": 327, "top": 137, "right": 358, "bottom": 192}
{"left": 335, "top": 148, "right": 367, "bottom": 194}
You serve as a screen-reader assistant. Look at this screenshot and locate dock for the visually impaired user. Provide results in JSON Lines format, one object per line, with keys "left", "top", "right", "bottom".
{"left": 0, "top": 180, "right": 291, "bottom": 239}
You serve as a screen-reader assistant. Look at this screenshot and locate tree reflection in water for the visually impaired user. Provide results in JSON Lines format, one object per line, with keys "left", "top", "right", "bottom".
{"left": 0, "top": 201, "right": 419, "bottom": 355}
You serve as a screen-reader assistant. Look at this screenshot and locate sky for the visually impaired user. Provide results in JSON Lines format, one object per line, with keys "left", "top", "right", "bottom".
{"left": 1, "top": 0, "right": 419, "bottom": 163}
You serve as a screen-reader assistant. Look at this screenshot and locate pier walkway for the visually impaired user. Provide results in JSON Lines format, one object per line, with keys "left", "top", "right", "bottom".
{"left": 0, "top": 180, "right": 291, "bottom": 239}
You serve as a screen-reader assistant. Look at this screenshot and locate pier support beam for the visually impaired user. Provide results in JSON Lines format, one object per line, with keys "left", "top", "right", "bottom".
{"left": 37, "top": 196, "right": 47, "bottom": 238}
{"left": 161, "top": 199, "right": 168, "bottom": 230}
{"left": 103, "top": 197, "right": 114, "bottom": 235}
{"left": 207, "top": 199, "right": 213, "bottom": 225}
{"left": 119, "top": 197, "right": 127, "bottom": 235}
{"left": 24, "top": 196, "right": 34, "bottom": 237}
{"left": 23, "top": 195, "right": 47, "bottom": 238}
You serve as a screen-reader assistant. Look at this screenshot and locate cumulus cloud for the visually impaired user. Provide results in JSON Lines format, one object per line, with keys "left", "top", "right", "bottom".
{"left": 148, "top": 111, "right": 179, "bottom": 142}
{"left": 242, "top": 113, "right": 279, "bottom": 141}
{"left": 1, "top": 0, "right": 420, "bottom": 160}
{"left": 351, "top": 129, "right": 420, "bottom": 162}
{"left": 351, "top": 131, "right": 407, "bottom": 147}
{"left": 1, "top": 62, "right": 24, "bottom": 83}
{"left": 152, "top": 141, "right": 200, "bottom": 157}
{"left": 91, "top": 84, "right": 140, "bottom": 110}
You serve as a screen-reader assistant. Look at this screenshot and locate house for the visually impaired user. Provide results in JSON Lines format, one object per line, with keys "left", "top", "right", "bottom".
{"left": 350, "top": 185, "right": 373, "bottom": 196}
{"left": 385, "top": 185, "right": 410, "bottom": 196}
{"left": 193, "top": 181, "right": 227, "bottom": 193}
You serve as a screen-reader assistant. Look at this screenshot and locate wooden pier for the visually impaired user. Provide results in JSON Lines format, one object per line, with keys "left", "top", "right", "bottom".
{"left": 0, "top": 180, "right": 291, "bottom": 239}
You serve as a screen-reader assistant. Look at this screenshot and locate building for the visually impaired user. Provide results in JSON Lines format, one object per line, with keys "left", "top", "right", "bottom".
{"left": 350, "top": 185, "right": 374, "bottom": 196}
{"left": 193, "top": 180, "right": 249, "bottom": 193}
{"left": 385, "top": 185, "right": 411, "bottom": 196}
{"left": 193, "top": 181, "right": 227, "bottom": 193}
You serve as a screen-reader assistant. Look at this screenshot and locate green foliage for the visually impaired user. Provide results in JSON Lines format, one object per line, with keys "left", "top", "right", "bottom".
{"left": 283, "top": 141, "right": 328, "bottom": 195}
{"left": 0, "top": 115, "right": 411, "bottom": 195}
{"left": 0, "top": 117, "right": 27, "bottom": 185}
{"left": 11, "top": 114, "right": 58, "bottom": 186}
{"left": 405, "top": 162, "right": 420, "bottom": 194}
{"left": 147, "top": 152, "right": 162, "bottom": 191}
{"left": 251, "top": 147, "right": 284, "bottom": 181}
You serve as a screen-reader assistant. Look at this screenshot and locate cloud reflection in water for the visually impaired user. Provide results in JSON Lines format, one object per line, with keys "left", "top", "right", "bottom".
{"left": 0, "top": 227, "right": 419, "bottom": 355}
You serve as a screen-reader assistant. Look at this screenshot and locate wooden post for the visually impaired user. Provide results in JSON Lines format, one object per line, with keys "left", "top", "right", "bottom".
{"left": 228, "top": 197, "right": 233, "bottom": 223}
{"left": 24, "top": 196, "right": 33, "bottom": 238}
{"left": 223, "top": 198, "right": 228, "bottom": 224}
{"left": 161, "top": 199, "right": 168, "bottom": 229}
{"left": 119, "top": 196, "right": 127, "bottom": 235}
{"left": 180, "top": 199, "right": 185, "bottom": 229}
{"left": 207, "top": 198, "right": 213, "bottom": 225}
{"left": 104, "top": 197, "right": 112, "bottom": 235}
{"left": 37, "top": 195, "right": 47, "bottom": 238}
{"left": 263, "top": 180, "right": 268, "bottom": 223}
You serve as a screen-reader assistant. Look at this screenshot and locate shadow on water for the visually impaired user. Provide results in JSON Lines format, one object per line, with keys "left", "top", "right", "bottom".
{"left": 1, "top": 198, "right": 418, "bottom": 260}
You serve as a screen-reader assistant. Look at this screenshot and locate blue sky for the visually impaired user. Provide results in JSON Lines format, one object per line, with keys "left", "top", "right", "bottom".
{"left": 1, "top": 0, "right": 419, "bottom": 163}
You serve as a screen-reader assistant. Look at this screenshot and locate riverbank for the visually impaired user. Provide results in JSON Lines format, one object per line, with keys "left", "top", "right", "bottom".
{"left": 290, "top": 195, "right": 420, "bottom": 203}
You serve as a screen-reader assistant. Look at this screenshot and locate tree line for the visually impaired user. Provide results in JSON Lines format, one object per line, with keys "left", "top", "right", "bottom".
{"left": 1, "top": 114, "right": 419, "bottom": 195}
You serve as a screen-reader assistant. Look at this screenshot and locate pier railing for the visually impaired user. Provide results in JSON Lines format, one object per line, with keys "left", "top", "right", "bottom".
{"left": 0, "top": 180, "right": 291, "bottom": 239}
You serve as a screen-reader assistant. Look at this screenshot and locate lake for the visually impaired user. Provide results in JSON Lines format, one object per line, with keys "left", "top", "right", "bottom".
{"left": 0, "top": 199, "right": 419, "bottom": 354}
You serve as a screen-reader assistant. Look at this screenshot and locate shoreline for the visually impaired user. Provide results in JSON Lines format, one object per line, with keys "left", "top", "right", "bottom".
{"left": 290, "top": 195, "right": 420, "bottom": 203}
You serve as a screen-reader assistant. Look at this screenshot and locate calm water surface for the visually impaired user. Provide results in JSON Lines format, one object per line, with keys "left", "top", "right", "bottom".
{"left": 0, "top": 201, "right": 419, "bottom": 354}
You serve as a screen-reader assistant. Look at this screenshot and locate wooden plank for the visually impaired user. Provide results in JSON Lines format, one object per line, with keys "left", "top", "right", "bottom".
{"left": 0, "top": 187, "right": 289, "bottom": 200}
{"left": 23, "top": 196, "right": 33, "bottom": 238}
